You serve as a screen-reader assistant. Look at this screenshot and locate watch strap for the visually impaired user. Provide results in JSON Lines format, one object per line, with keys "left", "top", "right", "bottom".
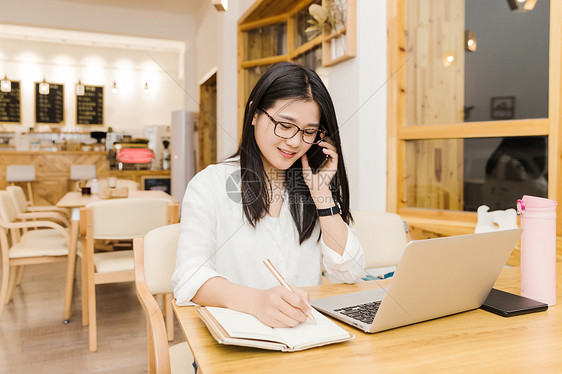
{"left": 317, "top": 202, "right": 341, "bottom": 217}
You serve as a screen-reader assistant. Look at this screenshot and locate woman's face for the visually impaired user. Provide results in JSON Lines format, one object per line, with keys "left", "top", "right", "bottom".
{"left": 252, "top": 99, "right": 321, "bottom": 174}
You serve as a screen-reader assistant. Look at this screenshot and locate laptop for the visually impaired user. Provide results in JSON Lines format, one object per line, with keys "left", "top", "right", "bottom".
{"left": 311, "top": 229, "right": 522, "bottom": 333}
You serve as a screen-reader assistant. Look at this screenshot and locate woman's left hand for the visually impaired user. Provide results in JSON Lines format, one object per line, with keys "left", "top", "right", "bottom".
{"left": 301, "top": 139, "right": 338, "bottom": 198}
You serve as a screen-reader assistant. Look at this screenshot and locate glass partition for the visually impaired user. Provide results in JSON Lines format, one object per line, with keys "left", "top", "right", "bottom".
{"left": 406, "top": 136, "right": 548, "bottom": 212}
{"left": 405, "top": 0, "right": 550, "bottom": 126}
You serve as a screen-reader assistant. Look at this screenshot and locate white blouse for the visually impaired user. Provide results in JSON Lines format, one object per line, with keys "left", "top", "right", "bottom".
{"left": 171, "top": 159, "right": 365, "bottom": 305}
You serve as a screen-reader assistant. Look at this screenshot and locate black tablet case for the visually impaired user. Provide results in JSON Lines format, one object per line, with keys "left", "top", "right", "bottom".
{"left": 481, "top": 288, "right": 548, "bottom": 317}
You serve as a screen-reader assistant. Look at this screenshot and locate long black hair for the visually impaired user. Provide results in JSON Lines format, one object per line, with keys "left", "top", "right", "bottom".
{"left": 231, "top": 62, "right": 352, "bottom": 244}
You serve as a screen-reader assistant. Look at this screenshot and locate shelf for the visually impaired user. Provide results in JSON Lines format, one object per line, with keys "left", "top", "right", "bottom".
{"left": 321, "top": 0, "right": 356, "bottom": 67}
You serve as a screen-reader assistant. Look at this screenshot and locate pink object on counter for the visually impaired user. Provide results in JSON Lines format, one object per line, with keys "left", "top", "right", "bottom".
{"left": 517, "top": 195, "right": 557, "bottom": 306}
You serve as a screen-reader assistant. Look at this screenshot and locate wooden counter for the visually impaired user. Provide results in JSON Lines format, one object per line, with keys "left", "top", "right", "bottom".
{"left": 0, "top": 151, "right": 169, "bottom": 205}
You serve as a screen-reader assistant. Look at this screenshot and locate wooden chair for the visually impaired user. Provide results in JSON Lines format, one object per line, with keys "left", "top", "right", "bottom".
{"left": 0, "top": 191, "right": 73, "bottom": 321}
{"left": 89, "top": 178, "right": 140, "bottom": 191}
{"left": 7, "top": 185, "right": 70, "bottom": 227}
{"left": 83, "top": 197, "right": 177, "bottom": 351}
{"left": 6, "top": 165, "right": 36, "bottom": 205}
{"left": 325, "top": 210, "right": 410, "bottom": 283}
{"left": 134, "top": 224, "right": 194, "bottom": 374}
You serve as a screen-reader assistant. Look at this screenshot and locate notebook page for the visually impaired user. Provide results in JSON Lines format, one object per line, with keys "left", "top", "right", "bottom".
{"left": 274, "top": 309, "right": 351, "bottom": 349}
{"left": 206, "top": 307, "right": 283, "bottom": 343}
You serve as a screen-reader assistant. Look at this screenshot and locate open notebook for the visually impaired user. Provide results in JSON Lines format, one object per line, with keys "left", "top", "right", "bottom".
{"left": 196, "top": 306, "right": 353, "bottom": 352}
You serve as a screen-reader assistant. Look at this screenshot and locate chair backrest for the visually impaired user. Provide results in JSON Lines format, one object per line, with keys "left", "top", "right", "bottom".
{"left": 142, "top": 224, "right": 180, "bottom": 295}
{"left": 86, "top": 197, "right": 173, "bottom": 240}
{"left": 70, "top": 165, "right": 96, "bottom": 180}
{"left": 351, "top": 210, "right": 409, "bottom": 269}
{"left": 0, "top": 190, "right": 20, "bottom": 225}
{"left": 134, "top": 223, "right": 181, "bottom": 374}
{"left": 6, "top": 186, "right": 28, "bottom": 214}
{"left": 88, "top": 178, "right": 140, "bottom": 191}
{"left": 6, "top": 165, "right": 35, "bottom": 182}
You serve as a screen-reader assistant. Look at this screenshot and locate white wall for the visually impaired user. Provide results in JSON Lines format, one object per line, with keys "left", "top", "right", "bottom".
{"left": 328, "top": 0, "right": 387, "bottom": 211}
{"left": 0, "top": 37, "right": 183, "bottom": 132}
{"left": 0, "top": 0, "right": 197, "bottom": 131}
{"left": 193, "top": 0, "right": 255, "bottom": 161}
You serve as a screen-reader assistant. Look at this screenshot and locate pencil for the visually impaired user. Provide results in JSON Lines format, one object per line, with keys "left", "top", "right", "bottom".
{"left": 263, "top": 259, "right": 317, "bottom": 324}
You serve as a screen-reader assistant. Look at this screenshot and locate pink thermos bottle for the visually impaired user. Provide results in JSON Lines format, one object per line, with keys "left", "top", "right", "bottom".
{"left": 517, "top": 195, "right": 557, "bottom": 306}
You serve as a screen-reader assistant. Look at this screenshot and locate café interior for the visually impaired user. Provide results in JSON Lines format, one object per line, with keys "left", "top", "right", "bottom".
{"left": 0, "top": 0, "right": 561, "bottom": 372}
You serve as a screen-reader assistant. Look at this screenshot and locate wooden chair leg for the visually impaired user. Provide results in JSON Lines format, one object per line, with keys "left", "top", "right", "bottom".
{"left": 165, "top": 294, "right": 174, "bottom": 341}
{"left": 147, "top": 320, "right": 155, "bottom": 373}
{"left": 15, "top": 265, "right": 24, "bottom": 285}
{"left": 6, "top": 266, "right": 18, "bottom": 304}
{"left": 88, "top": 280, "right": 97, "bottom": 352}
{"left": 26, "top": 182, "right": 34, "bottom": 206}
{"left": 63, "top": 253, "right": 77, "bottom": 323}
{"left": 0, "top": 261, "right": 9, "bottom": 315}
{"left": 81, "top": 234, "right": 89, "bottom": 326}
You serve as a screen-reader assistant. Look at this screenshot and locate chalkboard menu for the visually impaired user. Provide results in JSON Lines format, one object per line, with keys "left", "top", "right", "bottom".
{"left": 0, "top": 81, "right": 21, "bottom": 124}
{"left": 35, "top": 82, "right": 64, "bottom": 124}
{"left": 77, "top": 85, "right": 104, "bottom": 125}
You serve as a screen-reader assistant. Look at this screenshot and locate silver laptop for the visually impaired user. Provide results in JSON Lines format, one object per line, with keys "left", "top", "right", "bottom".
{"left": 311, "top": 229, "right": 522, "bottom": 333}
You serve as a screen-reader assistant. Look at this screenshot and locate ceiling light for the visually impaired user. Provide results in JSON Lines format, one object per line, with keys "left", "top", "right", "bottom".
{"left": 0, "top": 75, "right": 11, "bottom": 93}
{"left": 507, "top": 0, "right": 537, "bottom": 11}
{"left": 465, "top": 30, "right": 477, "bottom": 52}
{"left": 443, "top": 52, "right": 455, "bottom": 67}
{"left": 39, "top": 79, "right": 50, "bottom": 95}
{"left": 76, "top": 80, "right": 85, "bottom": 96}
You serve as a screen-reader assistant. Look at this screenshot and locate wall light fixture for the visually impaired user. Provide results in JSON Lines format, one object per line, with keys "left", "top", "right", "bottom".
{"left": 0, "top": 75, "right": 11, "bottom": 93}
{"left": 76, "top": 80, "right": 85, "bottom": 96}
{"left": 39, "top": 79, "right": 50, "bottom": 95}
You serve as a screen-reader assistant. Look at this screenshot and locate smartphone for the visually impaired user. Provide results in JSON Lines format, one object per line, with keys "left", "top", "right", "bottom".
{"left": 481, "top": 288, "right": 548, "bottom": 317}
{"left": 306, "top": 144, "right": 328, "bottom": 174}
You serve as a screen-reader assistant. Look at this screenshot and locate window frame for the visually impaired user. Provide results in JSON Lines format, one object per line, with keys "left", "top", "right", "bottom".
{"left": 386, "top": 0, "right": 562, "bottom": 237}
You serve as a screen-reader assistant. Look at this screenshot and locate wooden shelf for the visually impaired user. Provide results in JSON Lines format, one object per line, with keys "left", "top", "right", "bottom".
{"left": 321, "top": 0, "right": 356, "bottom": 67}
{"left": 237, "top": 0, "right": 356, "bottom": 135}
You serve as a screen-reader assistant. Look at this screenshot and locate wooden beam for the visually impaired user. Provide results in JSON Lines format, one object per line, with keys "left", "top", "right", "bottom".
{"left": 397, "top": 119, "right": 549, "bottom": 140}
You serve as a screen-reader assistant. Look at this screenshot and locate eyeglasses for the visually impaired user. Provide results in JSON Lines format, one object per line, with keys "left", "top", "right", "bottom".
{"left": 260, "top": 108, "right": 328, "bottom": 145}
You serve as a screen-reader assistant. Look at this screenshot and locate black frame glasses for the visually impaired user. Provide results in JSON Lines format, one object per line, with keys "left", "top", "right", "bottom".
{"left": 260, "top": 108, "right": 328, "bottom": 145}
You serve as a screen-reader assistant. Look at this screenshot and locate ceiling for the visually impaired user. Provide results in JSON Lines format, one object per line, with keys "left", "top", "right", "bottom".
{"left": 58, "top": 0, "right": 205, "bottom": 15}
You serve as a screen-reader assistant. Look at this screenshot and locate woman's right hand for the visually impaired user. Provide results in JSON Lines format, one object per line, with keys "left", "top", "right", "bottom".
{"left": 250, "top": 286, "right": 312, "bottom": 328}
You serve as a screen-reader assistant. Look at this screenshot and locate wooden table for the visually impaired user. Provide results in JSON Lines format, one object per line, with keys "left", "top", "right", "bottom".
{"left": 57, "top": 190, "right": 177, "bottom": 323}
{"left": 173, "top": 266, "right": 561, "bottom": 373}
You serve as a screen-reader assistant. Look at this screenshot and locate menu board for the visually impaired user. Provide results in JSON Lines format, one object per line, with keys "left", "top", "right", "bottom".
{"left": 35, "top": 82, "right": 64, "bottom": 124}
{"left": 0, "top": 81, "right": 21, "bottom": 124}
{"left": 77, "top": 85, "right": 104, "bottom": 125}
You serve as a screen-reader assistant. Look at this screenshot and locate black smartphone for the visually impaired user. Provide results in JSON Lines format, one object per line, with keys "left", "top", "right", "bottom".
{"left": 306, "top": 144, "right": 328, "bottom": 174}
{"left": 481, "top": 288, "right": 548, "bottom": 317}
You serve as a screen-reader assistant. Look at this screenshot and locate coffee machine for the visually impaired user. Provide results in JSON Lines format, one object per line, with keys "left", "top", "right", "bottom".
{"left": 145, "top": 125, "right": 170, "bottom": 170}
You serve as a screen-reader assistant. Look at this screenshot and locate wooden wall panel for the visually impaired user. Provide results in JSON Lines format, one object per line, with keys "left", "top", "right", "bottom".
{"left": 0, "top": 151, "right": 169, "bottom": 205}
{"left": 405, "top": 0, "right": 465, "bottom": 210}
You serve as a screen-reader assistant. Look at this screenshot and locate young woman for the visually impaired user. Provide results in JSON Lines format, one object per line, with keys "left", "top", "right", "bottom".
{"left": 172, "top": 62, "right": 364, "bottom": 328}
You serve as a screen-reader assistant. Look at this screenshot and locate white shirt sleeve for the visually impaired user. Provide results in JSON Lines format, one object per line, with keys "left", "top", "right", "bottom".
{"left": 171, "top": 166, "right": 224, "bottom": 305}
{"left": 321, "top": 224, "right": 365, "bottom": 284}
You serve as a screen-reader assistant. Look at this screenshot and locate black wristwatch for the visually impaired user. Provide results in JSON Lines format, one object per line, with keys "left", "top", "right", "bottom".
{"left": 317, "top": 202, "right": 341, "bottom": 217}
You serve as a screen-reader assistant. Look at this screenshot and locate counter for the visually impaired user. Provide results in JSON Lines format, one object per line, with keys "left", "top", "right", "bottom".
{"left": 0, "top": 151, "right": 170, "bottom": 205}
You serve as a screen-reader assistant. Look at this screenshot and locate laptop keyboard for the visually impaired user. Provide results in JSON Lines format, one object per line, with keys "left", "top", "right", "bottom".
{"left": 334, "top": 301, "right": 382, "bottom": 324}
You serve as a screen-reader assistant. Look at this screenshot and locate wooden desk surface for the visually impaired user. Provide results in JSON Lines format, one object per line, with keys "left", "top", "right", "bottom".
{"left": 56, "top": 192, "right": 101, "bottom": 208}
{"left": 173, "top": 266, "right": 561, "bottom": 373}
